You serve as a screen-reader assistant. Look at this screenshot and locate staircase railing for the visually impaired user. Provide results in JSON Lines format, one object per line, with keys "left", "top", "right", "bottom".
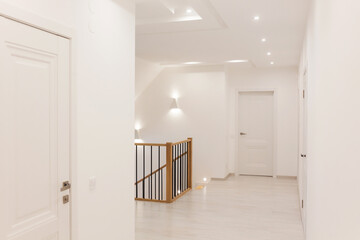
{"left": 134, "top": 138, "right": 192, "bottom": 203}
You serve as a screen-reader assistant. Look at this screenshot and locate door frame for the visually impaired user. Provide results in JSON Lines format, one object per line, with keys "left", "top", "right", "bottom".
{"left": 0, "top": 3, "right": 76, "bottom": 239}
{"left": 235, "top": 88, "right": 278, "bottom": 177}
{"left": 298, "top": 66, "right": 308, "bottom": 231}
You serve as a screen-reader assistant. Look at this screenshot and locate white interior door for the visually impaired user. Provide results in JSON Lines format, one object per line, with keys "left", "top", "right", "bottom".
{"left": 300, "top": 73, "right": 308, "bottom": 231}
{"left": 0, "top": 16, "right": 70, "bottom": 240}
{"left": 238, "top": 91, "right": 274, "bottom": 176}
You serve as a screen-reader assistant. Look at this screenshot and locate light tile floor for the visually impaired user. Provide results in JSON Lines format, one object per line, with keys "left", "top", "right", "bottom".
{"left": 136, "top": 175, "right": 304, "bottom": 240}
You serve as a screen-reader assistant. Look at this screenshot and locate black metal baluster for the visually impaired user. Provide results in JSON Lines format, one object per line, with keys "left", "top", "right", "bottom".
{"left": 184, "top": 142, "right": 186, "bottom": 190}
{"left": 184, "top": 143, "right": 186, "bottom": 191}
{"left": 179, "top": 144, "right": 181, "bottom": 193}
{"left": 172, "top": 145, "right": 175, "bottom": 198}
{"left": 174, "top": 144, "right": 176, "bottom": 197}
{"left": 143, "top": 145, "right": 145, "bottom": 199}
{"left": 184, "top": 143, "right": 186, "bottom": 190}
{"left": 158, "top": 146, "right": 160, "bottom": 200}
{"left": 177, "top": 144, "right": 179, "bottom": 195}
{"left": 183, "top": 143, "right": 185, "bottom": 191}
{"left": 175, "top": 144, "right": 177, "bottom": 196}
{"left": 150, "top": 146, "right": 153, "bottom": 199}
{"left": 187, "top": 142, "right": 189, "bottom": 189}
{"left": 180, "top": 143, "right": 182, "bottom": 193}
{"left": 154, "top": 146, "right": 157, "bottom": 199}
{"left": 136, "top": 145, "right": 138, "bottom": 198}
{"left": 161, "top": 168, "right": 163, "bottom": 200}
{"left": 173, "top": 145, "right": 177, "bottom": 196}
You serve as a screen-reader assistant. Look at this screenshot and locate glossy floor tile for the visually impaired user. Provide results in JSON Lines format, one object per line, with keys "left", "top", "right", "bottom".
{"left": 136, "top": 175, "right": 304, "bottom": 240}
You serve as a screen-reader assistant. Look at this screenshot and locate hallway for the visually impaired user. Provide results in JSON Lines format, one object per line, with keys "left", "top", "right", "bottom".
{"left": 136, "top": 176, "right": 304, "bottom": 240}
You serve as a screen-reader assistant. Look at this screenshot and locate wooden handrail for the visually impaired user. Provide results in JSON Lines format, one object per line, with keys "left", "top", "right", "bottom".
{"left": 134, "top": 143, "right": 167, "bottom": 146}
{"left": 135, "top": 164, "right": 167, "bottom": 185}
{"left": 172, "top": 139, "right": 192, "bottom": 145}
{"left": 134, "top": 138, "right": 193, "bottom": 203}
{"left": 173, "top": 151, "right": 188, "bottom": 162}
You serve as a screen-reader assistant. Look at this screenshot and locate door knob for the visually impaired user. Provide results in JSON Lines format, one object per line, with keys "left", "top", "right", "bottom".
{"left": 240, "top": 132, "right": 247, "bottom": 136}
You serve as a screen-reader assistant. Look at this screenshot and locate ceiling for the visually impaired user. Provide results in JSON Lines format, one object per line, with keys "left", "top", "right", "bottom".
{"left": 135, "top": 0, "right": 310, "bottom": 67}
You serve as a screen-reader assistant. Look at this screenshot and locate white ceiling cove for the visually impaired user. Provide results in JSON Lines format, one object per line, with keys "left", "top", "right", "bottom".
{"left": 135, "top": 0, "right": 310, "bottom": 67}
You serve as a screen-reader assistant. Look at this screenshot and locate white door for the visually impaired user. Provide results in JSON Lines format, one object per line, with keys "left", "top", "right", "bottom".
{"left": 238, "top": 91, "right": 274, "bottom": 176}
{"left": 300, "top": 72, "right": 308, "bottom": 231}
{"left": 0, "top": 16, "right": 71, "bottom": 240}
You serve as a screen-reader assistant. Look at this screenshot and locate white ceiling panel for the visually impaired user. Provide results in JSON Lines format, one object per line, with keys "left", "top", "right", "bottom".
{"left": 136, "top": 0, "right": 310, "bottom": 67}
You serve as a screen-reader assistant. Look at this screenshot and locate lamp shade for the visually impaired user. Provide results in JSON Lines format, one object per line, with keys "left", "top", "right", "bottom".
{"left": 170, "top": 98, "right": 179, "bottom": 109}
{"left": 135, "top": 129, "right": 141, "bottom": 140}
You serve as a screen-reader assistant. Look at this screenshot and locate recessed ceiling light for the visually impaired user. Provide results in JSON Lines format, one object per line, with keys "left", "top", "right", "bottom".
{"left": 267, "top": 52, "right": 272, "bottom": 56}
{"left": 270, "top": 61, "right": 275, "bottom": 65}
{"left": 253, "top": 15, "right": 260, "bottom": 21}
{"left": 227, "top": 60, "right": 249, "bottom": 63}
{"left": 261, "top": 38, "right": 267, "bottom": 42}
{"left": 184, "top": 62, "right": 201, "bottom": 65}
{"left": 186, "top": 9, "right": 193, "bottom": 14}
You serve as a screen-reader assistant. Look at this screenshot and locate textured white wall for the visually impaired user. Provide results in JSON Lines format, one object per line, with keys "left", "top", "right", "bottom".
{"left": 226, "top": 66, "right": 299, "bottom": 177}
{"left": 0, "top": 1, "right": 135, "bottom": 239}
{"left": 301, "top": 0, "right": 360, "bottom": 239}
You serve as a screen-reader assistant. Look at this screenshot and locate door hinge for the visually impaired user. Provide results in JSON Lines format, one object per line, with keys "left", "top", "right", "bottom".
{"left": 302, "top": 200, "right": 304, "bottom": 208}
{"left": 303, "top": 90, "right": 305, "bottom": 99}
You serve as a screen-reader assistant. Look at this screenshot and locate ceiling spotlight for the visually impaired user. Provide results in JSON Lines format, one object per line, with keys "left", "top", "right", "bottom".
{"left": 186, "top": 9, "right": 193, "bottom": 14}
{"left": 270, "top": 61, "right": 275, "bottom": 65}
{"left": 253, "top": 16, "right": 260, "bottom": 21}
{"left": 227, "top": 60, "right": 248, "bottom": 63}
{"left": 184, "top": 62, "right": 201, "bottom": 65}
{"left": 267, "top": 52, "right": 272, "bottom": 56}
{"left": 261, "top": 38, "right": 267, "bottom": 42}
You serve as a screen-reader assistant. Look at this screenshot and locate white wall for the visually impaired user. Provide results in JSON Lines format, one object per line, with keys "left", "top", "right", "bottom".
{"left": 226, "top": 66, "right": 299, "bottom": 177}
{"left": 135, "top": 57, "right": 163, "bottom": 99}
{"left": 135, "top": 66, "right": 229, "bottom": 183}
{"left": 0, "top": 1, "right": 135, "bottom": 240}
{"left": 300, "top": 0, "right": 360, "bottom": 239}
{"left": 136, "top": 64, "right": 299, "bottom": 181}
{"left": 74, "top": 1, "right": 135, "bottom": 240}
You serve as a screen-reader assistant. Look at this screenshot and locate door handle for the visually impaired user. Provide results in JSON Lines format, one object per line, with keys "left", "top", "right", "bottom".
{"left": 240, "top": 132, "right": 247, "bottom": 136}
{"left": 61, "top": 181, "right": 71, "bottom": 192}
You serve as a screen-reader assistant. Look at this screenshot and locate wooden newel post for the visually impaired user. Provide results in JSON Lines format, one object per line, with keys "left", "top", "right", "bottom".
{"left": 166, "top": 142, "right": 173, "bottom": 203}
{"left": 187, "top": 138, "right": 193, "bottom": 189}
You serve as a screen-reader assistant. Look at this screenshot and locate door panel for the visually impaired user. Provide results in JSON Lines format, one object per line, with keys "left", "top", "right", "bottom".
{"left": 238, "top": 92, "right": 274, "bottom": 176}
{"left": 300, "top": 73, "right": 308, "bottom": 231}
{"left": 0, "top": 16, "right": 70, "bottom": 240}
